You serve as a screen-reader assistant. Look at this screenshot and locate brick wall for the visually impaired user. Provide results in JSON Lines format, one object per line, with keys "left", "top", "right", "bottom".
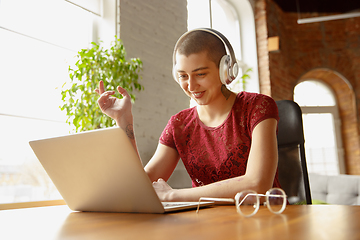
{"left": 118, "top": 0, "right": 192, "bottom": 187}
{"left": 254, "top": 0, "right": 272, "bottom": 96}
{"left": 258, "top": 0, "right": 360, "bottom": 174}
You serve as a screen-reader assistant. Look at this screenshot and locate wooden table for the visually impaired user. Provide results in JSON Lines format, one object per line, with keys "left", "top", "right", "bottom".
{"left": 1, "top": 204, "right": 360, "bottom": 240}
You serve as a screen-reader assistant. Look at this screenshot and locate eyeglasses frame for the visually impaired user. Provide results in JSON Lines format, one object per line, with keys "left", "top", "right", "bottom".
{"left": 196, "top": 188, "right": 287, "bottom": 217}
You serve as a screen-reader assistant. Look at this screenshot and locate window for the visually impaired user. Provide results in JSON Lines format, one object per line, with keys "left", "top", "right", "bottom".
{"left": 0, "top": 0, "right": 115, "bottom": 204}
{"left": 294, "top": 80, "right": 345, "bottom": 175}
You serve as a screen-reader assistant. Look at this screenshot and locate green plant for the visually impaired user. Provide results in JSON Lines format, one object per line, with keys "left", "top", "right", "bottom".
{"left": 60, "top": 37, "right": 143, "bottom": 132}
{"left": 229, "top": 67, "right": 252, "bottom": 93}
{"left": 239, "top": 68, "right": 252, "bottom": 91}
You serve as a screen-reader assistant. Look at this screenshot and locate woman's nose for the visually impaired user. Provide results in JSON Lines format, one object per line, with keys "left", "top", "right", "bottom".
{"left": 188, "top": 77, "right": 197, "bottom": 91}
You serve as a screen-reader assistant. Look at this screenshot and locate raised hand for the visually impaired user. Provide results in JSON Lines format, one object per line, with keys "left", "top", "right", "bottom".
{"left": 95, "top": 80, "right": 133, "bottom": 129}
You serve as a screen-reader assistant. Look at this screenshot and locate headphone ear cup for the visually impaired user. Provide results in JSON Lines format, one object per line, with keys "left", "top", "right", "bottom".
{"left": 219, "top": 55, "right": 231, "bottom": 85}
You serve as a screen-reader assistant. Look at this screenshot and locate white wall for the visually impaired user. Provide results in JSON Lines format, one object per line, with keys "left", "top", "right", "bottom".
{"left": 118, "top": 0, "right": 192, "bottom": 187}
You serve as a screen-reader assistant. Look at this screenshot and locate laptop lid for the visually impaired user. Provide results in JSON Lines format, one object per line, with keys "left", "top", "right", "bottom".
{"left": 29, "top": 127, "right": 212, "bottom": 213}
{"left": 29, "top": 127, "right": 173, "bottom": 213}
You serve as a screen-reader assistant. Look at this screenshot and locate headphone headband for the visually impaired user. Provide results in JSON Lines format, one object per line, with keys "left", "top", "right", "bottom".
{"left": 172, "top": 28, "right": 238, "bottom": 84}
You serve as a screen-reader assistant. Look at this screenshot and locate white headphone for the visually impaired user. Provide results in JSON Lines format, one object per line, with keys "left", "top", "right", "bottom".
{"left": 172, "top": 28, "right": 239, "bottom": 85}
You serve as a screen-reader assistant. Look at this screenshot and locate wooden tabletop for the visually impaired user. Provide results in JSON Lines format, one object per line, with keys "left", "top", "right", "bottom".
{"left": 1, "top": 204, "right": 360, "bottom": 240}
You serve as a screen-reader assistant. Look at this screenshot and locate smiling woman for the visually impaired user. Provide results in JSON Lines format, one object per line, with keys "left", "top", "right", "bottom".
{"left": 0, "top": 0, "right": 115, "bottom": 206}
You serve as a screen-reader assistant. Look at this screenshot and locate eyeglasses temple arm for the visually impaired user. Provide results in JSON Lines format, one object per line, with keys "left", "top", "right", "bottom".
{"left": 196, "top": 197, "right": 234, "bottom": 213}
{"left": 237, "top": 193, "right": 259, "bottom": 206}
{"left": 237, "top": 193, "right": 286, "bottom": 205}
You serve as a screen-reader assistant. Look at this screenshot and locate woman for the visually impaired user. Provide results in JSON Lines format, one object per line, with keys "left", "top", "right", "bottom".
{"left": 96, "top": 29, "right": 281, "bottom": 202}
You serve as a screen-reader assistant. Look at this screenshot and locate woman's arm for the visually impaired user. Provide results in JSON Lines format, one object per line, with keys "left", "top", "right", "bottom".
{"left": 145, "top": 143, "right": 181, "bottom": 182}
{"left": 95, "top": 81, "right": 139, "bottom": 154}
{"left": 96, "top": 81, "right": 183, "bottom": 176}
{"left": 153, "top": 118, "right": 278, "bottom": 201}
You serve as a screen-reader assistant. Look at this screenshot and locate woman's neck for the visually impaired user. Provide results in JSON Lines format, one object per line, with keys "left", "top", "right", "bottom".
{"left": 197, "top": 90, "right": 237, "bottom": 128}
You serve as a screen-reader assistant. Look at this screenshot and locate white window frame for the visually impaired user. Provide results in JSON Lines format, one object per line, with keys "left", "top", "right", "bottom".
{"left": 300, "top": 106, "right": 346, "bottom": 174}
{"left": 226, "top": 0, "right": 259, "bottom": 93}
{"left": 294, "top": 80, "right": 345, "bottom": 175}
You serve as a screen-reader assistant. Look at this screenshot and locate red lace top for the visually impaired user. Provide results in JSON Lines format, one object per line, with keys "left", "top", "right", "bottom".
{"left": 160, "top": 92, "right": 281, "bottom": 188}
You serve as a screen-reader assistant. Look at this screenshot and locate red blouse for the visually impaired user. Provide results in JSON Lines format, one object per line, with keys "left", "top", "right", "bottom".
{"left": 160, "top": 92, "right": 281, "bottom": 188}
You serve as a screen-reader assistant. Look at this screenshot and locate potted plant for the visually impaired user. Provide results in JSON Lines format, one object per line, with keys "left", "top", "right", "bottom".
{"left": 60, "top": 37, "right": 143, "bottom": 132}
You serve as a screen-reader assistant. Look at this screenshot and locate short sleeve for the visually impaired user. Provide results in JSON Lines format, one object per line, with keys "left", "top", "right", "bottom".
{"left": 159, "top": 116, "right": 176, "bottom": 149}
{"left": 249, "top": 94, "right": 279, "bottom": 133}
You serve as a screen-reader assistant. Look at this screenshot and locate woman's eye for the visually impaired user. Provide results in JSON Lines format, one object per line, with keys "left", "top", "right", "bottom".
{"left": 178, "top": 74, "right": 188, "bottom": 81}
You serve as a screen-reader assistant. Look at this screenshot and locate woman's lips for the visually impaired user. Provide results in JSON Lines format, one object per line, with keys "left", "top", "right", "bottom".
{"left": 192, "top": 91, "right": 205, "bottom": 99}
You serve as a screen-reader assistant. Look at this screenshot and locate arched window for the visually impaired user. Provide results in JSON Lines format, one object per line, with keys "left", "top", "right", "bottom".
{"left": 294, "top": 80, "right": 345, "bottom": 175}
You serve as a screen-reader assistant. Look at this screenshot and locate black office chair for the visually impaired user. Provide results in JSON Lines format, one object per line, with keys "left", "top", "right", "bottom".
{"left": 276, "top": 100, "right": 312, "bottom": 205}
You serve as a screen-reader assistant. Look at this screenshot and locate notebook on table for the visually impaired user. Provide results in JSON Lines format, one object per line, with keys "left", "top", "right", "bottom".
{"left": 29, "top": 127, "right": 212, "bottom": 213}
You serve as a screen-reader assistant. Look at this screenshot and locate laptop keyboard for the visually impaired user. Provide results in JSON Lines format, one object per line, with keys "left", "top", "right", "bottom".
{"left": 162, "top": 202, "right": 189, "bottom": 207}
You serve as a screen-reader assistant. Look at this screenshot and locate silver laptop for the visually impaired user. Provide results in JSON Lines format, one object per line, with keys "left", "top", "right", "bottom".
{"left": 29, "top": 127, "right": 212, "bottom": 213}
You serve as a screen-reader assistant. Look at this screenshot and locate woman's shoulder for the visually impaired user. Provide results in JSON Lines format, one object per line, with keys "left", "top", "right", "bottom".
{"left": 237, "top": 91, "right": 274, "bottom": 101}
{"left": 234, "top": 91, "right": 278, "bottom": 116}
{"left": 168, "top": 107, "right": 197, "bottom": 124}
{"left": 236, "top": 91, "right": 276, "bottom": 106}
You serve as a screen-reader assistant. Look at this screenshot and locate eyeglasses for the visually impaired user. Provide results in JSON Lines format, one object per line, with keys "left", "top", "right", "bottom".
{"left": 197, "top": 188, "right": 287, "bottom": 217}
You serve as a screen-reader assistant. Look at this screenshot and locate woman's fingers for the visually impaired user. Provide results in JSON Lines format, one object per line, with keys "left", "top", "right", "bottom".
{"left": 96, "top": 82, "right": 130, "bottom": 101}
{"left": 117, "top": 86, "right": 131, "bottom": 100}
{"left": 97, "top": 91, "right": 115, "bottom": 109}
{"left": 96, "top": 83, "right": 128, "bottom": 101}
{"left": 95, "top": 81, "right": 106, "bottom": 95}
{"left": 99, "top": 80, "right": 105, "bottom": 94}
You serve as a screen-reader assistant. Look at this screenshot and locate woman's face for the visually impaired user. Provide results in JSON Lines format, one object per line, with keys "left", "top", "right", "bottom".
{"left": 174, "top": 51, "right": 223, "bottom": 106}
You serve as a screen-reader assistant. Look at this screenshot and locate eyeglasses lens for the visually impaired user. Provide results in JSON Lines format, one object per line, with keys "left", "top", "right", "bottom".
{"left": 267, "top": 188, "right": 286, "bottom": 214}
{"left": 237, "top": 190, "right": 258, "bottom": 216}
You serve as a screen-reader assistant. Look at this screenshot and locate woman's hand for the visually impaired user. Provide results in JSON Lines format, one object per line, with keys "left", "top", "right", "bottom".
{"left": 152, "top": 178, "right": 176, "bottom": 202}
{"left": 95, "top": 80, "right": 133, "bottom": 128}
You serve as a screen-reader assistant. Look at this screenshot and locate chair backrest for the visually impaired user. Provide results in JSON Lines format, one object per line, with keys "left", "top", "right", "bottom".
{"left": 276, "top": 100, "right": 312, "bottom": 204}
